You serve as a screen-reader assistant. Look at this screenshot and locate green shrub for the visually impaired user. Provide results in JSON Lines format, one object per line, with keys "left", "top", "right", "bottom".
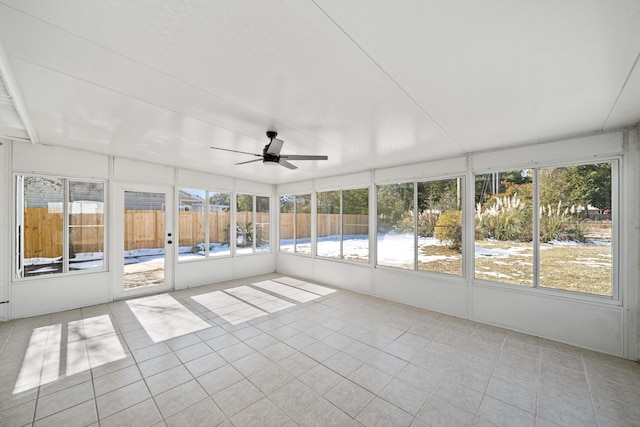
{"left": 475, "top": 194, "right": 532, "bottom": 241}
{"left": 435, "top": 210, "right": 462, "bottom": 250}
{"left": 539, "top": 202, "right": 586, "bottom": 242}
{"left": 418, "top": 210, "right": 440, "bottom": 237}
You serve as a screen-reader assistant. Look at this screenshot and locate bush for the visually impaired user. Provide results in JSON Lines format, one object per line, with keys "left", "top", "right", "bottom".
{"left": 418, "top": 210, "right": 440, "bottom": 237}
{"left": 435, "top": 210, "right": 462, "bottom": 250}
{"left": 475, "top": 194, "right": 532, "bottom": 241}
{"left": 539, "top": 202, "right": 586, "bottom": 242}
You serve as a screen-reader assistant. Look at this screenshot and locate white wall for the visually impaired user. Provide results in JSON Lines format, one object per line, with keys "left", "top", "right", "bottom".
{"left": 276, "top": 130, "right": 640, "bottom": 359}
{"left": 6, "top": 143, "right": 276, "bottom": 318}
{"left": 0, "top": 139, "right": 9, "bottom": 320}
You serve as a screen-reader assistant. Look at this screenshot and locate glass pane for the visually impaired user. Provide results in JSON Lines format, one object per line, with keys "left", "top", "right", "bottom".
{"left": 178, "top": 189, "right": 206, "bottom": 260}
{"left": 539, "top": 163, "right": 612, "bottom": 295}
{"left": 69, "top": 181, "right": 105, "bottom": 271}
{"left": 279, "top": 195, "right": 294, "bottom": 252}
{"left": 317, "top": 191, "right": 341, "bottom": 259}
{"left": 236, "top": 194, "right": 254, "bottom": 254}
{"left": 343, "top": 188, "right": 369, "bottom": 263}
{"left": 418, "top": 178, "right": 462, "bottom": 276}
{"left": 23, "top": 176, "right": 64, "bottom": 277}
{"left": 295, "top": 194, "right": 312, "bottom": 254}
{"left": 474, "top": 170, "right": 533, "bottom": 286}
{"left": 377, "top": 183, "right": 414, "bottom": 269}
{"left": 256, "top": 196, "right": 270, "bottom": 252}
{"left": 208, "top": 192, "right": 231, "bottom": 257}
{"left": 123, "top": 191, "right": 165, "bottom": 289}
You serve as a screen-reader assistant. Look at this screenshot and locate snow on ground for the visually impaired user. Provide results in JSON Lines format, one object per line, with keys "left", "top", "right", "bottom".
{"left": 25, "top": 232, "right": 612, "bottom": 274}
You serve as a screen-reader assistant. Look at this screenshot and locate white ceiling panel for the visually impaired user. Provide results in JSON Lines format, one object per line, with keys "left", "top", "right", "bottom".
{"left": 0, "top": 1, "right": 637, "bottom": 183}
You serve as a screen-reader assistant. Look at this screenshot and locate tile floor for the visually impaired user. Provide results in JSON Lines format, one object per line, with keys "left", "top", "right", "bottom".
{"left": 0, "top": 273, "right": 639, "bottom": 426}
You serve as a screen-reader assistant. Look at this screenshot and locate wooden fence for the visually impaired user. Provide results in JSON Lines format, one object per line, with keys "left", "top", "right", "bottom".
{"left": 279, "top": 214, "right": 369, "bottom": 239}
{"left": 24, "top": 209, "right": 368, "bottom": 257}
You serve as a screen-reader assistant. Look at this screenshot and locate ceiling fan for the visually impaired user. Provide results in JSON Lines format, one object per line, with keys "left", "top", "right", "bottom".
{"left": 210, "top": 131, "right": 328, "bottom": 170}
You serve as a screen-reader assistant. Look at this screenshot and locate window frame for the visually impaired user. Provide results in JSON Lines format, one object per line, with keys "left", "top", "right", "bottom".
{"left": 177, "top": 188, "right": 232, "bottom": 262}
{"left": 14, "top": 173, "right": 108, "bottom": 280}
{"left": 315, "top": 187, "right": 370, "bottom": 264}
{"left": 375, "top": 176, "right": 465, "bottom": 277}
{"left": 278, "top": 193, "right": 313, "bottom": 255}
{"left": 235, "top": 193, "right": 271, "bottom": 256}
{"left": 471, "top": 157, "right": 619, "bottom": 301}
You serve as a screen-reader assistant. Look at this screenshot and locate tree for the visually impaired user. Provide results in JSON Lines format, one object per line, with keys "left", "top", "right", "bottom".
{"left": 209, "top": 192, "right": 230, "bottom": 211}
{"left": 236, "top": 194, "right": 253, "bottom": 213}
{"left": 377, "top": 183, "right": 413, "bottom": 232}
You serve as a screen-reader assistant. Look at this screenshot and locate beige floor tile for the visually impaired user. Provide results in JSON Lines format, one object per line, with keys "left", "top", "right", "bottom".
{"left": 0, "top": 399, "right": 35, "bottom": 427}
{"left": 230, "top": 397, "right": 291, "bottom": 427}
{"left": 212, "top": 378, "right": 264, "bottom": 417}
{"left": 184, "top": 351, "right": 226, "bottom": 377}
{"left": 93, "top": 364, "right": 142, "bottom": 396}
{"left": 165, "top": 397, "right": 226, "bottom": 427}
{"left": 197, "top": 364, "right": 243, "bottom": 396}
{"left": 100, "top": 398, "right": 162, "bottom": 427}
{"left": 478, "top": 395, "right": 535, "bottom": 427}
{"left": 96, "top": 380, "right": 151, "bottom": 419}
{"left": 294, "top": 397, "right": 352, "bottom": 427}
{"left": 325, "top": 379, "right": 374, "bottom": 418}
{"left": 154, "top": 379, "right": 208, "bottom": 419}
{"left": 35, "top": 380, "right": 94, "bottom": 420}
{"left": 146, "top": 364, "right": 193, "bottom": 396}
{"left": 33, "top": 400, "right": 97, "bottom": 427}
{"left": 269, "top": 379, "right": 319, "bottom": 417}
{"left": 355, "top": 397, "right": 413, "bottom": 427}
{"left": 378, "top": 378, "right": 430, "bottom": 416}
{"left": 247, "top": 364, "right": 295, "bottom": 395}
{"left": 417, "top": 395, "right": 475, "bottom": 427}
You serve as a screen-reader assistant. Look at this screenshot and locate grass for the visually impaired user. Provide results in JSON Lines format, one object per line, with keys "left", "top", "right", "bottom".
{"left": 416, "top": 236, "right": 612, "bottom": 297}
{"left": 474, "top": 240, "right": 611, "bottom": 296}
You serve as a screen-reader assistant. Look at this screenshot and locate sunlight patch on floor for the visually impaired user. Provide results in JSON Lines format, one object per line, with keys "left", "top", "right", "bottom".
{"left": 14, "top": 315, "right": 126, "bottom": 394}
{"left": 251, "top": 280, "right": 321, "bottom": 303}
{"left": 192, "top": 291, "right": 268, "bottom": 325}
{"left": 126, "top": 294, "right": 210, "bottom": 342}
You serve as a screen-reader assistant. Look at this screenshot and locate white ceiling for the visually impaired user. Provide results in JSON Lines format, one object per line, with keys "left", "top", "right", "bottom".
{"left": 0, "top": 0, "right": 638, "bottom": 184}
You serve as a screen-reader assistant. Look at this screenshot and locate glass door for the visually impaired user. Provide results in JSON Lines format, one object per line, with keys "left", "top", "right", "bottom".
{"left": 114, "top": 184, "right": 174, "bottom": 298}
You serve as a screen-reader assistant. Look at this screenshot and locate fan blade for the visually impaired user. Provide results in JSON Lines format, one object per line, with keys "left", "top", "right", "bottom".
{"left": 279, "top": 154, "right": 328, "bottom": 161}
{"left": 265, "top": 138, "right": 284, "bottom": 155}
{"left": 279, "top": 159, "right": 298, "bottom": 170}
{"left": 235, "top": 158, "right": 263, "bottom": 165}
{"left": 211, "top": 146, "right": 261, "bottom": 156}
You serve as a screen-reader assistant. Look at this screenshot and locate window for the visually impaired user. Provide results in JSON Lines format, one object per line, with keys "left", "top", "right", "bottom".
{"left": 236, "top": 193, "right": 271, "bottom": 254}
{"left": 474, "top": 161, "right": 614, "bottom": 297}
{"left": 236, "top": 194, "right": 253, "bottom": 255}
{"left": 178, "top": 189, "right": 230, "bottom": 260}
{"left": 209, "top": 191, "right": 231, "bottom": 257}
{"left": 279, "top": 195, "right": 294, "bottom": 252}
{"left": 317, "top": 190, "right": 341, "bottom": 259}
{"left": 256, "top": 196, "right": 270, "bottom": 252}
{"left": 279, "top": 194, "right": 311, "bottom": 254}
{"left": 376, "top": 183, "right": 415, "bottom": 269}
{"left": 178, "top": 189, "right": 207, "bottom": 260}
{"left": 342, "top": 188, "right": 369, "bottom": 263}
{"left": 316, "top": 188, "right": 369, "bottom": 262}
{"left": 376, "top": 179, "right": 463, "bottom": 275}
{"left": 474, "top": 170, "right": 533, "bottom": 286}
{"left": 17, "top": 175, "right": 105, "bottom": 277}
{"left": 538, "top": 163, "right": 612, "bottom": 296}
{"left": 418, "top": 178, "right": 462, "bottom": 275}
{"left": 295, "top": 194, "right": 312, "bottom": 254}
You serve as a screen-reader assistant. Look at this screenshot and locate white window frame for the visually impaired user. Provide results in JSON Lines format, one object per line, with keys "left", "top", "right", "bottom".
{"left": 14, "top": 174, "right": 108, "bottom": 280}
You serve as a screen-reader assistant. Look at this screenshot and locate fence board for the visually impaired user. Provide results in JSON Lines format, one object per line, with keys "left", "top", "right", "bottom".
{"left": 24, "top": 208, "right": 363, "bottom": 257}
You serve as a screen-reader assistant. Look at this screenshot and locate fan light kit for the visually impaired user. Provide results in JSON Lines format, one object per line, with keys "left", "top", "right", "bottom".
{"left": 211, "top": 131, "right": 328, "bottom": 170}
